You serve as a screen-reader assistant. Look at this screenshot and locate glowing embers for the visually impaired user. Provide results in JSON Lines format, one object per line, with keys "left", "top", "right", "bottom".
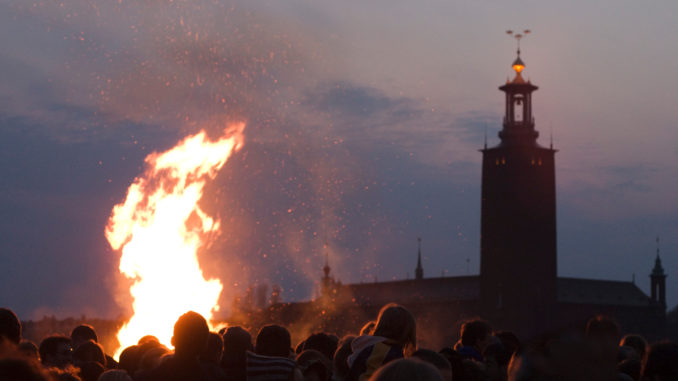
{"left": 105, "top": 123, "right": 245, "bottom": 357}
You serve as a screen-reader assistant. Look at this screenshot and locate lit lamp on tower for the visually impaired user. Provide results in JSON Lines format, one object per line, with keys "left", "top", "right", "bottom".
{"left": 506, "top": 29, "right": 529, "bottom": 84}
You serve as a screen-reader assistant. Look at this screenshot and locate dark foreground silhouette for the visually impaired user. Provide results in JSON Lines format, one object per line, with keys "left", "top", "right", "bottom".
{"left": 1, "top": 305, "right": 677, "bottom": 381}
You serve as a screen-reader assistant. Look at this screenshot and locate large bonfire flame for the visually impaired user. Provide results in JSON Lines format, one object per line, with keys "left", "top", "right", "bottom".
{"left": 105, "top": 123, "right": 245, "bottom": 356}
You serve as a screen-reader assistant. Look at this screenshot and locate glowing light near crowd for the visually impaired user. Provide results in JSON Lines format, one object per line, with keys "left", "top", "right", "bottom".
{"left": 105, "top": 123, "right": 245, "bottom": 356}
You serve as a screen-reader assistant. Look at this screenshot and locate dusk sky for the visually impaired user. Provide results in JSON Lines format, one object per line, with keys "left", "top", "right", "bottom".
{"left": 1, "top": 0, "right": 677, "bottom": 320}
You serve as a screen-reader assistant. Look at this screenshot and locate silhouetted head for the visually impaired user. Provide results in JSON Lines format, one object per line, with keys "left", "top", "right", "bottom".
{"left": 586, "top": 315, "right": 620, "bottom": 365}
{"left": 171, "top": 311, "right": 209, "bottom": 358}
{"left": 18, "top": 340, "right": 39, "bottom": 360}
{"left": 369, "top": 358, "right": 443, "bottom": 381}
{"left": 78, "top": 360, "right": 105, "bottom": 381}
{"left": 39, "top": 335, "right": 73, "bottom": 369}
{"left": 139, "top": 346, "right": 169, "bottom": 371}
{"left": 486, "top": 341, "right": 514, "bottom": 366}
{"left": 302, "top": 333, "right": 338, "bottom": 361}
{"left": 484, "top": 342, "right": 513, "bottom": 381}
{"left": 297, "top": 349, "right": 332, "bottom": 381}
{"left": 461, "top": 358, "right": 487, "bottom": 381}
{"left": 73, "top": 341, "right": 106, "bottom": 367}
{"left": 618, "top": 345, "right": 640, "bottom": 362}
{"left": 0, "top": 308, "right": 21, "bottom": 346}
{"left": 255, "top": 325, "right": 291, "bottom": 358}
{"left": 0, "top": 357, "right": 51, "bottom": 381}
{"left": 373, "top": 303, "right": 417, "bottom": 355}
{"left": 507, "top": 350, "right": 549, "bottom": 381}
{"left": 619, "top": 334, "right": 647, "bottom": 360}
{"left": 585, "top": 315, "right": 619, "bottom": 342}
{"left": 137, "top": 335, "right": 159, "bottom": 345}
{"left": 200, "top": 332, "right": 224, "bottom": 364}
{"left": 460, "top": 319, "right": 492, "bottom": 352}
{"left": 642, "top": 341, "right": 678, "bottom": 381}
{"left": 98, "top": 369, "right": 134, "bottom": 381}
{"left": 135, "top": 340, "right": 164, "bottom": 367}
{"left": 618, "top": 358, "right": 641, "bottom": 381}
{"left": 220, "top": 326, "right": 251, "bottom": 381}
{"left": 70, "top": 325, "right": 98, "bottom": 349}
{"left": 333, "top": 335, "right": 355, "bottom": 380}
{"left": 438, "top": 347, "right": 465, "bottom": 381}
{"left": 494, "top": 331, "right": 520, "bottom": 358}
{"left": 411, "top": 349, "right": 452, "bottom": 381}
{"left": 118, "top": 345, "right": 140, "bottom": 375}
{"left": 222, "top": 326, "right": 253, "bottom": 362}
{"left": 360, "top": 321, "right": 376, "bottom": 336}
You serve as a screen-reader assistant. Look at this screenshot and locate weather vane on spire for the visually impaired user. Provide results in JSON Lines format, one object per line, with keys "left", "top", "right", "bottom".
{"left": 506, "top": 29, "right": 531, "bottom": 55}
{"left": 506, "top": 29, "right": 531, "bottom": 75}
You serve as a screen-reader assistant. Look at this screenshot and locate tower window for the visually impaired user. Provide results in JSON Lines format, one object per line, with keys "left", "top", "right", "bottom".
{"left": 513, "top": 95, "right": 523, "bottom": 123}
{"left": 501, "top": 157, "right": 506, "bottom": 165}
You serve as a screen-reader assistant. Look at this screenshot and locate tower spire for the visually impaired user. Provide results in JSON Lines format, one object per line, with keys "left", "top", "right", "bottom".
{"left": 550, "top": 122, "right": 554, "bottom": 149}
{"left": 323, "top": 241, "right": 330, "bottom": 279}
{"left": 650, "top": 236, "right": 667, "bottom": 309}
{"left": 320, "top": 240, "right": 334, "bottom": 299}
{"left": 506, "top": 29, "right": 530, "bottom": 82}
{"left": 415, "top": 237, "right": 423, "bottom": 280}
{"left": 652, "top": 236, "right": 665, "bottom": 277}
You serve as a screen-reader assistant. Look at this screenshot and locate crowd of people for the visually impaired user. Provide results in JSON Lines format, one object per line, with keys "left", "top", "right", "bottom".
{"left": 1, "top": 304, "right": 677, "bottom": 381}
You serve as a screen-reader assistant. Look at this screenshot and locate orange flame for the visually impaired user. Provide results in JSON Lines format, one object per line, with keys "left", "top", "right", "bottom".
{"left": 105, "top": 123, "right": 245, "bottom": 357}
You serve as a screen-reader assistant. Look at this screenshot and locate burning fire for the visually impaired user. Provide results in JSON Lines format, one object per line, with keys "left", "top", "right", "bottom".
{"left": 105, "top": 123, "right": 245, "bottom": 356}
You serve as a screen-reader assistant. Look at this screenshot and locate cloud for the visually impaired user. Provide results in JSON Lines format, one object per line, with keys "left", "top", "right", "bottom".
{"left": 557, "top": 162, "right": 667, "bottom": 222}
{"left": 613, "top": 180, "right": 651, "bottom": 193}
{"left": 307, "top": 82, "right": 421, "bottom": 118}
{"left": 301, "top": 81, "right": 499, "bottom": 170}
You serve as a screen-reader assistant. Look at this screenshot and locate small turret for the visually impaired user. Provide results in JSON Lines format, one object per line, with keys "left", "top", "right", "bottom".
{"left": 321, "top": 241, "right": 334, "bottom": 298}
{"left": 415, "top": 237, "right": 424, "bottom": 280}
{"left": 323, "top": 251, "right": 330, "bottom": 280}
{"left": 499, "top": 29, "right": 539, "bottom": 146}
{"left": 650, "top": 237, "right": 667, "bottom": 309}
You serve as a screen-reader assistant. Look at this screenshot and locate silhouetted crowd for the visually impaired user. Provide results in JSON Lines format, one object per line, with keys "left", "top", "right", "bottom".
{"left": 1, "top": 304, "right": 677, "bottom": 381}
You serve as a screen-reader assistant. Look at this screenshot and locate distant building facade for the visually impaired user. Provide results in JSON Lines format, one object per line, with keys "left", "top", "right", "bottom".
{"left": 239, "top": 50, "right": 668, "bottom": 348}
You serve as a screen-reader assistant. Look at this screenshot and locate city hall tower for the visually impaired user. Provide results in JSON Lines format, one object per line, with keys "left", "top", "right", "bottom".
{"left": 480, "top": 45, "right": 557, "bottom": 333}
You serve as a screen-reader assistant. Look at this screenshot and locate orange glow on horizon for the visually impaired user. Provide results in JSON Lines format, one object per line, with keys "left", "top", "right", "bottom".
{"left": 105, "top": 123, "right": 245, "bottom": 358}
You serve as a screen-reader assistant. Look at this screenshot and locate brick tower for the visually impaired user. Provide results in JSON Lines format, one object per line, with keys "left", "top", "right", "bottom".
{"left": 479, "top": 43, "right": 557, "bottom": 336}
